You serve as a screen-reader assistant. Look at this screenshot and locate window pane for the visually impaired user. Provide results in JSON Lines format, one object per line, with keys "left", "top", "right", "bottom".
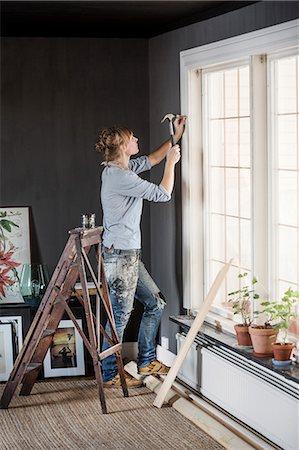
{"left": 240, "top": 219, "right": 251, "bottom": 268}
{"left": 226, "top": 216, "right": 240, "bottom": 260}
{"left": 239, "top": 169, "right": 251, "bottom": 219}
{"left": 204, "top": 64, "right": 251, "bottom": 306}
{"left": 225, "top": 119, "right": 239, "bottom": 167}
{"left": 210, "top": 168, "right": 225, "bottom": 214}
{"left": 239, "top": 118, "right": 250, "bottom": 167}
{"left": 278, "top": 115, "right": 297, "bottom": 169}
{"left": 209, "top": 72, "right": 224, "bottom": 118}
{"left": 271, "top": 54, "right": 299, "bottom": 298}
{"left": 239, "top": 66, "right": 250, "bottom": 116}
{"left": 278, "top": 170, "right": 297, "bottom": 226}
{"left": 277, "top": 57, "right": 297, "bottom": 114}
{"left": 226, "top": 168, "right": 239, "bottom": 217}
{"left": 209, "top": 120, "right": 224, "bottom": 166}
{"left": 224, "top": 69, "right": 238, "bottom": 117}
{"left": 210, "top": 214, "right": 225, "bottom": 261}
{"left": 278, "top": 226, "right": 298, "bottom": 282}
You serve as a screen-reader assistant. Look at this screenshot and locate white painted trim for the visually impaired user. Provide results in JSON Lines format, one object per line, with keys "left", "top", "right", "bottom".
{"left": 180, "top": 19, "right": 299, "bottom": 69}
{"left": 250, "top": 54, "right": 269, "bottom": 319}
{"left": 181, "top": 68, "right": 203, "bottom": 309}
{"left": 180, "top": 19, "right": 299, "bottom": 311}
{"left": 156, "top": 344, "right": 176, "bottom": 367}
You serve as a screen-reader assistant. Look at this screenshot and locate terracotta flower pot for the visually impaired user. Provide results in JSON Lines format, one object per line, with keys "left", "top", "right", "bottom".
{"left": 272, "top": 342, "right": 294, "bottom": 361}
{"left": 248, "top": 326, "right": 279, "bottom": 356}
{"left": 234, "top": 324, "right": 252, "bottom": 346}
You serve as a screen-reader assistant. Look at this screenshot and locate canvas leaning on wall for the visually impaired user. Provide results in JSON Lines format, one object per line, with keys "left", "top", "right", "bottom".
{"left": 0, "top": 207, "right": 31, "bottom": 303}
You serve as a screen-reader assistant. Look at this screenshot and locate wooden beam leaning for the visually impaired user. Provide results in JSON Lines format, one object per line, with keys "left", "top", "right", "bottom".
{"left": 153, "top": 259, "right": 233, "bottom": 409}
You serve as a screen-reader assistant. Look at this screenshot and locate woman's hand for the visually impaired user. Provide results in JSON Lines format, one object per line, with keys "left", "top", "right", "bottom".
{"left": 166, "top": 144, "right": 181, "bottom": 165}
{"left": 174, "top": 115, "right": 187, "bottom": 143}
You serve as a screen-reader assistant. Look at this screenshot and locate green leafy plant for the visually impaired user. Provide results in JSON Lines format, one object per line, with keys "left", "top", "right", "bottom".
{"left": 260, "top": 288, "right": 299, "bottom": 344}
{"left": 228, "top": 273, "right": 259, "bottom": 327}
{"left": 0, "top": 211, "right": 20, "bottom": 298}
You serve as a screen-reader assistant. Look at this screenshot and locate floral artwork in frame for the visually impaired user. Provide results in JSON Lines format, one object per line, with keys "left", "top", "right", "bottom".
{"left": 0, "top": 207, "right": 31, "bottom": 303}
{"left": 43, "top": 319, "right": 85, "bottom": 378}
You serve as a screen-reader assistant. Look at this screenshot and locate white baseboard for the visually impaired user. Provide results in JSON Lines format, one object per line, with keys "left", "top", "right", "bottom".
{"left": 156, "top": 344, "right": 176, "bottom": 367}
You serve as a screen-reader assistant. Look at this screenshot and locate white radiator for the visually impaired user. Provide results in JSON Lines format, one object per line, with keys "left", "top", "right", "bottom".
{"left": 176, "top": 333, "right": 299, "bottom": 450}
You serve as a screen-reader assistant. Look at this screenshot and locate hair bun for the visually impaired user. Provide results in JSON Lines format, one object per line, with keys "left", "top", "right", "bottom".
{"left": 95, "top": 127, "right": 132, "bottom": 162}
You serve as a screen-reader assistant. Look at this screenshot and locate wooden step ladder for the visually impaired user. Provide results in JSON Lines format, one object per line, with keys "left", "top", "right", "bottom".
{"left": 0, "top": 226, "right": 128, "bottom": 414}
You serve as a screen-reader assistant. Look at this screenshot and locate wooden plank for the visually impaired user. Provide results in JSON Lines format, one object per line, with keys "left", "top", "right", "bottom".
{"left": 99, "top": 343, "right": 122, "bottom": 360}
{"left": 153, "top": 259, "right": 232, "bottom": 409}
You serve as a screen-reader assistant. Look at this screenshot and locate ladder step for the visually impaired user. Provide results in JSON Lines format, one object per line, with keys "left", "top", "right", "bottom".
{"left": 25, "top": 363, "right": 42, "bottom": 374}
{"left": 42, "top": 329, "right": 56, "bottom": 338}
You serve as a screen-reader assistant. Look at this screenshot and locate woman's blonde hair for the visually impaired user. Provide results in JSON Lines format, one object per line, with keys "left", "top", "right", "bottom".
{"left": 95, "top": 127, "right": 132, "bottom": 162}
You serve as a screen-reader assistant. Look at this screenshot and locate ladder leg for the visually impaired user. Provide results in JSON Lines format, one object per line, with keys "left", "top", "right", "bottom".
{"left": 0, "top": 380, "right": 19, "bottom": 409}
{"left": 100, "top": 260, "right": 128, "bottom": 396}
{"left": 19, "top": 368, "right": 41, "bottom": 396}
{"left": 115, "top": 352, "right": 129, "bottom": 398}
{"left": 94, "top": 361, "right": 107, "bottom": 414}
{"left": 75, "top": 236, "right": 110, "bottom": 412}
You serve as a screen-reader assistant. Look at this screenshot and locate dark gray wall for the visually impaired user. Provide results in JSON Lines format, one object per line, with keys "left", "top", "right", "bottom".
{"left": 1, "top": 37, "right": 150, "bottom": 274}
{"left": 1, "top": 1, "right": 298, "bottom": 351}
{"left": 148, "top": 1, "right": 299, "bottom": 352}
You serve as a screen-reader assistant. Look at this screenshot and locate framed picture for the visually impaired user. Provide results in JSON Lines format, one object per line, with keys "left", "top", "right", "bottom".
{"left": 43, "top": 319, "right": 85, "bottom": 378}
{"left": 0, "top": 316, "right": 23, "bottom": 354}
{"left": 0, "top": 207, "right": 31, "bottom": 303}
{"left": 0, "top": 322, "right": 15, "bottom": 382}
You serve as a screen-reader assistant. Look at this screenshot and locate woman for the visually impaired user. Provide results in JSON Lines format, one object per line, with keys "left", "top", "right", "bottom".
{"left": 95, "top": 116, "right": 186, "bottom": 387}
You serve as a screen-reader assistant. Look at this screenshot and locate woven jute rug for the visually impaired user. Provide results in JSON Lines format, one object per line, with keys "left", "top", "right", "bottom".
{"left": 0, "top": 378, "right": 225, "bottom": 450}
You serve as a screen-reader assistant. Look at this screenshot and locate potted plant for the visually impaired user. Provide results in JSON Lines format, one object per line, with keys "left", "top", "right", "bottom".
{"left": 228, "top": 273, "right": 259, "bottom": 346}
{"left": 259, "top": 288, "right": 298, "bottom": 364}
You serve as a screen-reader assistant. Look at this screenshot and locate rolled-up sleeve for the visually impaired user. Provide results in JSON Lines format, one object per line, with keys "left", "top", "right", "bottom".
{"left": 117, "top": 171, "right": 171, "bottom": 202}
{"left": 129, "top": 156, "right": 152, "bottom": 174}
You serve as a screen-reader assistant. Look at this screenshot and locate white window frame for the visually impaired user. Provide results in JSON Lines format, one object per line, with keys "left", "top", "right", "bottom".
{"left": 180, "top": 19, "right": 299, "bottom": 312}
{"left": 268, "top": 47, "right": 299, "bottom": 301}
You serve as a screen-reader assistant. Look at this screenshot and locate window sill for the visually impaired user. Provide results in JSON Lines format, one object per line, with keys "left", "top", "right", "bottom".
{"left": 170, "top": 315, "right": 299, "bottom": 386}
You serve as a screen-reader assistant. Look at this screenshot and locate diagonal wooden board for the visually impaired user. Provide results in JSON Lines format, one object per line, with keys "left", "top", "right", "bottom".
{"left": 153, "top": 259, "right": 232, "bottom": 408}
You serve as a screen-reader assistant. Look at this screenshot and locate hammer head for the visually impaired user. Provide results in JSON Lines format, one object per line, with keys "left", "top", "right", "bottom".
{"left": 161, "top": 113, "right": 176, "bottom": 123}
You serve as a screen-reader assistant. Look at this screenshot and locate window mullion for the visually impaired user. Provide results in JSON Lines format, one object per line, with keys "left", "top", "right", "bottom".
{"left": 251, "top": 55, "right": 268, "bottom": 315}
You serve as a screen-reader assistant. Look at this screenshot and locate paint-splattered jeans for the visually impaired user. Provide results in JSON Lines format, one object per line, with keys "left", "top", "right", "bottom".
{"left": 101, "top": 247, "right": 166, "bottom": 382}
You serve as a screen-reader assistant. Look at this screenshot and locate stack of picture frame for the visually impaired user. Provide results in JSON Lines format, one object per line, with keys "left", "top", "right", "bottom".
{"left": 0, "top": 305, "right": 30, "bottom": 382}
{"left": 0, "top": 304, "right": 87, "bottom": 382}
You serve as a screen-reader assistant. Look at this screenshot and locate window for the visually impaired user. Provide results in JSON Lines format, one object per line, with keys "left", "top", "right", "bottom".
{"left": 203, "top": 63, "right": 252, "bottom": 310}
{"left": 180, "top": 20, "right": 299, "bottom": 324}
{"left": 269, "top": 53, "right": 299, "bottom": 300}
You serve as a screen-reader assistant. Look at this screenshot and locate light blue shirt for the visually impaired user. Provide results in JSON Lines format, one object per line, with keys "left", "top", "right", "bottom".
{"left": 101, "top": 155, "right": 171, "bottom": 249}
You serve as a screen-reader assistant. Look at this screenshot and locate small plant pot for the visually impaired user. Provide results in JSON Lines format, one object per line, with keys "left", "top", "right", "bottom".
{"left": 272, "top": 342, "right": 294, "bottom": 361}
{"left": 234, "top": 324, "right": 252, "bottom": 346}
{"left": 248, "top": 326, "right": 278, "bottom": 356}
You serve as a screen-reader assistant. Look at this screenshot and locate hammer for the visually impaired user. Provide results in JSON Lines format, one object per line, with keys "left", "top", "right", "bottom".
{"left": 161, "top": 113, "right": 178, "bottom": 146}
